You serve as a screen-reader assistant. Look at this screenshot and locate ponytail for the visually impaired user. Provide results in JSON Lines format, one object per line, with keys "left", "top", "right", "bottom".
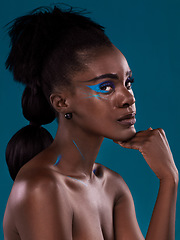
{"left": 5, "top": 4, "right": 112, "bottom": 180}
{"left": 6, "top": 125, "right": 53, "bottom": 181}
{"left": 22, "top": 85, "right": 55, "bottom": 125}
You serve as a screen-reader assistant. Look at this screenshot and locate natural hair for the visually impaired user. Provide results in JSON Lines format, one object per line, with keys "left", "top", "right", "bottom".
{"left": 5, "top": 3, "right": 112, "bottom": 180}
{"left": 6, "top": 126, "right": 53, "bottom": 181}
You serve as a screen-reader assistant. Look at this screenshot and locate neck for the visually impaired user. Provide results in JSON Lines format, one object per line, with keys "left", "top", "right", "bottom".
{"left": 49, "top": 118, "right": 104, "bottom": 181}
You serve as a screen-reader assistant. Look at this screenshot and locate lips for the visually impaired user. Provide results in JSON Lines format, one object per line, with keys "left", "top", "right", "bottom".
{"left": 117, "top": 112, "right": 136, "bottom": 126}
{"left": 117, "top": 112, "right": 136, "bottom": 121}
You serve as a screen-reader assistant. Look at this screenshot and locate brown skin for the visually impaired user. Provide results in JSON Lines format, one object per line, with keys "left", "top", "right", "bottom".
{"left": 3, "top": 45, "right": 179, "bottom": 240}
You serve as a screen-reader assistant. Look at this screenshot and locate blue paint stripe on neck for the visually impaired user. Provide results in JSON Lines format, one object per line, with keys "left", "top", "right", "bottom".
{"left": 73, "top": 140, "right": 85, "bottom": 160}
{"left": 54, "top": 155, "right": 61, "bottom": 166}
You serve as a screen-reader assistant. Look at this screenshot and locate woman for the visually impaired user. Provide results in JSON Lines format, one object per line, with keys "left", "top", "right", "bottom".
{"left": 3, "top": 5, "right": 179, "bottom": 240}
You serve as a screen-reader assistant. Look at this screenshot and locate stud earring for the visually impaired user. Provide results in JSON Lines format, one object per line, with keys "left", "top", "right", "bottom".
{"left": 64, "top": 113, "right": 72, "bottom": 119}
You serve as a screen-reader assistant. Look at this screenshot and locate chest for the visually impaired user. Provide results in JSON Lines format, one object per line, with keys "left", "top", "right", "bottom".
{"left": 67, "top": 182, "right": 115, "bottom": 240}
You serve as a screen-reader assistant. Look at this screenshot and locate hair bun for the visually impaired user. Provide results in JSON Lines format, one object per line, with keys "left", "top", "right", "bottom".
{"left": 22, "top": 85, "right": 56, "bottom": 125}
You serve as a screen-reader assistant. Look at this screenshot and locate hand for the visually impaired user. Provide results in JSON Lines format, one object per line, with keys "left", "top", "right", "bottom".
{"left": 114, "top": 127, "right": 179, "bottom": 181}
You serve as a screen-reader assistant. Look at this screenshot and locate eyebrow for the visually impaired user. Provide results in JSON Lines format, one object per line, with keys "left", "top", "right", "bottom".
{"left": 84, "top": 70, "right": 132, "bottom": 83}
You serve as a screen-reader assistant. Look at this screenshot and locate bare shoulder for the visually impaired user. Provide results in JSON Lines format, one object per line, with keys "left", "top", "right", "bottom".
{"left": 8, "top": 165, "right": 71, "bottom": 215}
{"left": 95, "top": 162, "right": 131, "bottom": 204}
{"left": 4, "top": 166, "right": 73, "bottom": 240}
{"left": 9, "top": 149, "right": 61, "bottom": 200}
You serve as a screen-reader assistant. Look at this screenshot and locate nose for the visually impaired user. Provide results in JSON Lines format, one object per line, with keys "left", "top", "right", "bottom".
{"left": 114, "top": 86, "right": 135, "bottom": 108}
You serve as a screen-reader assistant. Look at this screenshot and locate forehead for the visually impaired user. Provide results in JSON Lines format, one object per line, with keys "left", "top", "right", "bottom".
{"left": 72, "top": 45, "right": 131, "bottom": 83}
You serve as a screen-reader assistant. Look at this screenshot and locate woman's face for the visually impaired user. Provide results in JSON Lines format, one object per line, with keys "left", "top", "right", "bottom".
{"left": 68, "top": 45, "right": 136, "bottom": 142}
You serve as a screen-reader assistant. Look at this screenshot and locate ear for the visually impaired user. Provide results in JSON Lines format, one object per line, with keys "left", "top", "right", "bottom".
{"left": 50, "top": 93, "right": 71, "bottom": 113}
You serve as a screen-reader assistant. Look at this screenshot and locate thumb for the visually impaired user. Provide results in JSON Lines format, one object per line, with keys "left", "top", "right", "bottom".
{"left": 113, "top": 140, "right": 127, "bottom": 147}
{"left": 113, "top": 140, "right": 126, "bottom": 146}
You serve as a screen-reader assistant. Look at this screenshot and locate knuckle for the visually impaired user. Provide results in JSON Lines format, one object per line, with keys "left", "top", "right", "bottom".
{"left": 154, "top": 128, "right": 160, "bottom": 134}
{"left": 157, "top": 128, "right": 166, "bottom": 136}
{"left": 151, "top": 128, "right": 161, "bottom": 137}
{"left": 157, "top": 128, "right": 164, "bottom": 132}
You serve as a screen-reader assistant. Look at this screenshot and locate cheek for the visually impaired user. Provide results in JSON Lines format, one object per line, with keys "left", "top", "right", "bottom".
{"left": 73, "top": 91, "right": 112, "bottom": 121}
{"left": 78, "top": 97, "right": 107, "bottom": 115}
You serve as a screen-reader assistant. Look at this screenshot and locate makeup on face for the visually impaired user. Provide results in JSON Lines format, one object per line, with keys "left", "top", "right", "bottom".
{"left": 84, "top": 74, "right": 134, "bottom": 96}
{"left": 80, "top": 92, "right": 105, "bottom": 100}
{"left": 86, "top": 80, "right": 115, "bottom": 94}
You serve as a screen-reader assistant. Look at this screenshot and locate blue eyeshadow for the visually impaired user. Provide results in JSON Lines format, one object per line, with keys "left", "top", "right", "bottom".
{"left": 86, "top": 83, "right": 108, "bottom": 93}
{"left": 86, "top": 81, "right": 114, "bottom": 94}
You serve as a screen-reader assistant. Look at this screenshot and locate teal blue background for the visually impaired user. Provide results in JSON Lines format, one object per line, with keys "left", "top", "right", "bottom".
{"left": 0, "top": 0, "right": 180, "bottom": 239}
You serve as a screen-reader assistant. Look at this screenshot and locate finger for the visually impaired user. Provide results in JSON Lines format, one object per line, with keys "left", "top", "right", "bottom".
{"left": 117, "top": 140, "right": 140, "bottom": 150}
{"left": 134, "top": 127, "right": 153, "bottom": 137}
{"left": 154, "top": 128, "right": 173, "bottom": 160}
{"left": 157, "top": 128, "right": 171, "bottom": 152}
{"left": 157, "top": 128, "right": 168, "bottom": 145}
{"left": 157, "top": 128, "right": 165, "bottom": 137}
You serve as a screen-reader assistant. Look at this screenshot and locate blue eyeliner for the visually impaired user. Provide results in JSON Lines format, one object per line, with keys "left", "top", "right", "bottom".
{"left": 84, "top": 93, "right": 103, "bottom": 99}
{"left": 84, "top": 93, "right": 101, "bottom": 99}
{"left": 81, "top": 92, "right": 108, "bottom": 100}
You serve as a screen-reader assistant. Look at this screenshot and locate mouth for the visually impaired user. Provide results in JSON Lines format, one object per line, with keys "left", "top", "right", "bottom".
{"left": 117, "top": 112, "right": 136, "bottom": 126}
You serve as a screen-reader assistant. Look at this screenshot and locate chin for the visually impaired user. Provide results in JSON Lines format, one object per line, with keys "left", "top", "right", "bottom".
{"left": 112, "top": 125, "right": 137, "bottom": 142}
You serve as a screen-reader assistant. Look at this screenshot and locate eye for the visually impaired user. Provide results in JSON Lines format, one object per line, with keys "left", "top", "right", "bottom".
{"left": 125, "top": 76, "right": 134, "bottom": 90}
{"left": 99, "top": 81, "right": 115, "bottom": 93}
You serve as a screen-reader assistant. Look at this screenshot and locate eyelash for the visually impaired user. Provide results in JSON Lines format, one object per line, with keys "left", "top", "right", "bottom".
{"left": 99, "top": 81, "right": 115, "bottom": 93}
{"left": 125, "top": 76, "right": 134, "bottom": 90}
{"left": 99, "top": 76, "right": 135, "bottom": 93}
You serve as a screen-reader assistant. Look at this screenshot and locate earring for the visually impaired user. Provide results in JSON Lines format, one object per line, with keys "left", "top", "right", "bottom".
{"left": 64, "top": 113, "right": 72, "bottom": 119}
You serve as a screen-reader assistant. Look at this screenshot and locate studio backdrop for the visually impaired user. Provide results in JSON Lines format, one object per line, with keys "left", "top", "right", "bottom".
{"left": 0, "top": 0, "right": 180, "bottom": 239}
